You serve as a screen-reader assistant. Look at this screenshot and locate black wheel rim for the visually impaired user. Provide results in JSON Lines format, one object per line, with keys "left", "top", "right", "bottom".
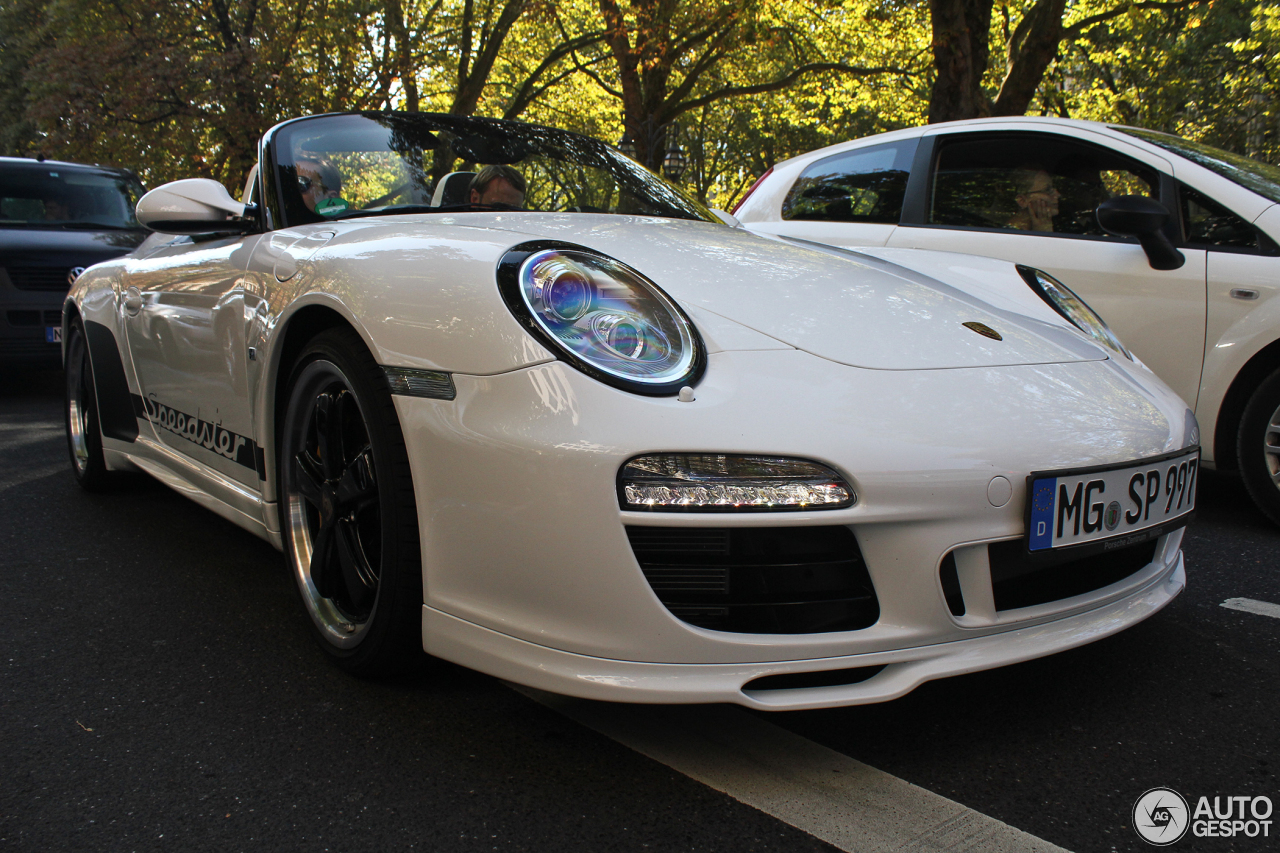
{"left": 284, "top": 360, "right": 382, "bottom": 646}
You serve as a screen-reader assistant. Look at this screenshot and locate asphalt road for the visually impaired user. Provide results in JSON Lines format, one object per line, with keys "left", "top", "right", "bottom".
{"left": 2, "top": 369, "right": 1277, "bottom": 852}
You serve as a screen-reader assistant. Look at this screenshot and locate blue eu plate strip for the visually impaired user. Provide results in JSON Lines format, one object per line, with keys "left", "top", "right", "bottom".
{"left": 1028, "top": 478, "right": 1057, "bottom": 551}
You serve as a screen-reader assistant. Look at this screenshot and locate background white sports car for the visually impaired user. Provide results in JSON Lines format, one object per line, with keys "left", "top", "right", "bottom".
{"left": 733, "top": 116, "right": 1280, "bottom": 525}
{"left": 65, "top": 112, "right": 1197, "bottom": 710}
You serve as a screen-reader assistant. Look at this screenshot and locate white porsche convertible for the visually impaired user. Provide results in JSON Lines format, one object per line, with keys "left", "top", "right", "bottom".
{"left": 64, "top": 112, "right": 1197, "bottom": 710}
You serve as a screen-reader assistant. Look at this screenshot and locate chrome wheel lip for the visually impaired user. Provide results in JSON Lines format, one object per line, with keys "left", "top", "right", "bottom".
{"left": 66, "top": 329, "right": 92, "bottom": 475}
{"left": 283, "top": 360, "right": 381, "bottom": 650}
{"left": 1266, "top": 401, "right": 1280, "bottom": 490}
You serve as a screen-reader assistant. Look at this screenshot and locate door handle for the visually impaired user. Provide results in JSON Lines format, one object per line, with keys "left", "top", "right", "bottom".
{"left": 123, "top": 287, "right": 143, "bottom": 316}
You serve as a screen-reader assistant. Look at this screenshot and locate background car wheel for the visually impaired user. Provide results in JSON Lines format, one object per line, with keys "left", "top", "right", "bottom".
{"left": 279, "top": 327, "right": 424, "bottom": 676}
{"left": 1237, "top": 366, "right": 1280, "bottom": 527}
{"left": 65, "top": 317, "right": 117, "bottom": 492}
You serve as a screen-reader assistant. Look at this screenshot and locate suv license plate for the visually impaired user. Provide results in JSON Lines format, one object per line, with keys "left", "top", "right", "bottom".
{"left": 1027, "top": 448, "right": 1199, "bottom": 552}
{"left": 45, "top": 326, "right": 61, "bottom": 344}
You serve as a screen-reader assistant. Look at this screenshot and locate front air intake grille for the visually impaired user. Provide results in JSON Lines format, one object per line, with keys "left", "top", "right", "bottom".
{"left": 5, "top": 310, "right": 60, "bottom": 328}
{"left": 744, "top": 665, "right": 886, "bottom": 692}
{"left": 626, "top": 525, "right": 879, "bottom": 634}
{"left": 6, "top": 266, "right": 72, "bottom": 292}
{"left": 0, "top": 338, "right": 60, "bottom": 356}
{"left": 988, "top": 537, "right": 1159, "bottom": 611}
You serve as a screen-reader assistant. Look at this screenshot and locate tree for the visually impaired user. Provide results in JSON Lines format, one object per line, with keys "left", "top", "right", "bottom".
{"left": 0, "top": 0, "right": 49, "bottom": 155}
{"left": 927, "top": 0, "right": 996, "bottom": 122}
{"left": 926, "top": 0, "right": 1201, "bottom": 124}
{"left": 581, "top": 0, "right": 913, "bottom": 169}
{"left": 1054, "top": 0, "right": 1276, "bottom": 158}
{"left": 19, "top": 0, "right": 318, "bottom": 185}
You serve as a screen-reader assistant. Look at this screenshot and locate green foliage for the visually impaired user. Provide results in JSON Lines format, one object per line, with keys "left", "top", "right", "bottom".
{"left": 1049, "top": 0, "right": 1280, "bottom": 162}
{"left": 0, "top": 0, "right": 1275, "bottom": 203}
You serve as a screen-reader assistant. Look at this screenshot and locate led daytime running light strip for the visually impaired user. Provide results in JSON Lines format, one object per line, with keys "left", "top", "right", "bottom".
{"left": 624, "top": 481, "right": 852, "bottom": 509}
{"left": 620, "top": 453, "right": 856, "bottom": 512}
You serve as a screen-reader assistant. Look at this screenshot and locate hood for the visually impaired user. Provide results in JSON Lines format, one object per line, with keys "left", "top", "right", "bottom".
{"left": 467, "top": 213, "right": 1106, "bottom": 371}
{"left": 0, "top": 225, "right": 147, "bottom": 269}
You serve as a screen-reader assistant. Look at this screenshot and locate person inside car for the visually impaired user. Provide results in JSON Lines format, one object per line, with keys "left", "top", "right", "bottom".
{"left": 1008, "top": 167, "right": 1060, "bottom": 232}
{"left": 296, "top": 159, "right": 344, "bottom": 213}
{"left": 469, "top": 165, "right": 525, "bottom": 209}
{"left": 43, "top": 190, "right": 78, "bottom": 221}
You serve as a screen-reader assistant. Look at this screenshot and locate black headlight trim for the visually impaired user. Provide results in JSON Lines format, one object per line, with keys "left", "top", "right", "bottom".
{"left": 496, "top": 240, "right": 707, "bottom": 396}
{"left": 1015, "top": 263, "right": 1132, "bottom": 359}
{"left": 1016, "top": 264, "right": 1074, "bottom": 325}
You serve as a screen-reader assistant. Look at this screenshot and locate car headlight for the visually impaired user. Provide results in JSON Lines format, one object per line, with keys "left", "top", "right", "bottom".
{"left": 498, "top": 242, "right": 705, "bottom": 395}
{"left": 619, "top": 454, "right": 856, "bottom": 512}
{"left": 1016, "top": 265, "right": 1132, "bottom": 360}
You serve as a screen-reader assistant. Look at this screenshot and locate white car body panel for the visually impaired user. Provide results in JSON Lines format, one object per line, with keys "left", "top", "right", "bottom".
{"left": 424, "top": 553, "right": 1184, "bottom": 710}
{"left": 737, "top": 116, "right": 1280, "bottom": 477}
{"left": 397, "top": 347, "right": 1188, "bottom": 666}
{"left": 1198, "top": 249, "right": 1280, "bottom": 454}
{"left": 64, "top": 113, "right": 1201, "bottom": 708}
{"left": 1254, "top": 203, "right": 1280, "bottom": 234}
{"left": 885, "top": 227, "right": 1209, "bottom": 407}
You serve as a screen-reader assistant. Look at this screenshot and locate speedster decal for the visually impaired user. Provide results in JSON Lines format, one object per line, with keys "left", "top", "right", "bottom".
{"left": 132, "top": 394, "right": 260, "bottom": 472}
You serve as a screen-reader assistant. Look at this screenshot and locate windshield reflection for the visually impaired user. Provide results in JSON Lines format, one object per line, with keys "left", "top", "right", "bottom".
{"left": 1120, "top": 126, "right": 1280, "bottom": 205}
{"left": 268, "top": 112, "right": 714, "bottom": 228}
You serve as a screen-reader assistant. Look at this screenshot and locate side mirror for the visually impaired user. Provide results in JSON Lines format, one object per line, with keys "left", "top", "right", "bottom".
{"left": 136, "top": 178, "right": 256, "bottom": 234}
{"left": 1096, "top": 195, "right": 1185, "bottom": 271}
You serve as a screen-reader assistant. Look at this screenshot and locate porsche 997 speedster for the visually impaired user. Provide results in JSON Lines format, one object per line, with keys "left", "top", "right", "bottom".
{"left": 63, "top": 112, "right": 1197, "bottom": 710}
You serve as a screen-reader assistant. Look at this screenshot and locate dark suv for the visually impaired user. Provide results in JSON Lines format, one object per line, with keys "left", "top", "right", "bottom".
{"left": 1, "top": 157, "right": 147, "bottom": 369}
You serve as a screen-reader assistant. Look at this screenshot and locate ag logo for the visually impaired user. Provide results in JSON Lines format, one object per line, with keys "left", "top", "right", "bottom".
{"left": 1104, "top": 500, "right": 1122, "bottom": 531}
{"left": 1133, "top": 787, "right": 1190, "bottom": 845}
{"left": 67, "top": 266, "right": 86, "bottom": 285}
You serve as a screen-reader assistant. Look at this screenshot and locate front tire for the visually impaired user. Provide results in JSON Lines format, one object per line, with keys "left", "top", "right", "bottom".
{"left": 65, "top": 317, "right": 116, "bottom": 492}
{"left": 279, "top": 327, "right": 424, "bottom": 675}
{"left": 1237, "top": 366, "right": 1280, "bottom": 526}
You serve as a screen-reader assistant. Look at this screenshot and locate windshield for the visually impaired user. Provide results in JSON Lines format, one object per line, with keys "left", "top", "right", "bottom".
{"left": 1119, "top": 127, "right": 1280, "bottom": 205}
{"left": 268, "top": 112, "right": 714, "bottom": 228}
{"left": 0, "top": 165, "right": 145, "bottom": 229}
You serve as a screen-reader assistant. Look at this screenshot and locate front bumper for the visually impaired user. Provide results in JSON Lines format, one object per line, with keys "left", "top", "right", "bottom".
{"left": 1, "top": 294, "right": 63, "bottom": 368}
{"left": 424, "top": 552, "right": 1183, "bottom": 710}
{"left": 393, "top": 347, "right": 1193, "bottom": 705}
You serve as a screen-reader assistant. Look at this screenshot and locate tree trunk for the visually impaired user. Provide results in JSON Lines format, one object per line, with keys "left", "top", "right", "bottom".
{"left": 927, "top": 0, "right": 994, "bottom": 122}
{"left": 599, "top": 0, "right": 675, "bottom": 170}
{"left": 385, "top": 0, "right": 420, "bottom": 111}
{"left": 449, "top": 0, "right": 529, "bottom": 116}
{"left": 993, "top": 0, "right": 1067, "bottom": 115}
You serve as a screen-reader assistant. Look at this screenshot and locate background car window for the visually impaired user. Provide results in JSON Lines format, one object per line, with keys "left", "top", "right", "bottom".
{"left": 930, "top": 134, "right": 1158, "bottom": 236}
{"left": 1181, "top": 184, "right": 1261, "bottom": 250}
{"left": 1099, "top": 170, "right": 1151, "bottom": 197}
{"left": 781, "top": 140, "right": 915, "bottom": 223}
{"left": 0, "top": 167, "right": 143, "bottom": 229}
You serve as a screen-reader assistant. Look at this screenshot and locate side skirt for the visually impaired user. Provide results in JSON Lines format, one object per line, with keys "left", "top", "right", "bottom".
{"left": 103, "top": 434, "right": 283, "bottom": 550}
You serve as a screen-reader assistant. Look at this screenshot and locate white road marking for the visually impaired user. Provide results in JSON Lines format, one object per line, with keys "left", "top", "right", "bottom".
{"left": 1221, "top": 597, "right": 1280, "bottom": 619}
{"left": 515, "top": 686, "right": 1070, "bottom": 853}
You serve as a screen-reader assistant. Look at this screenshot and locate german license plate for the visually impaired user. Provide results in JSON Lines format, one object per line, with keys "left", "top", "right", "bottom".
{"left": 45, "top": 326, "right": 61, "bottom": 344}
{"left": 1027, "top": 448, "right": 1199, "bottom": 551}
